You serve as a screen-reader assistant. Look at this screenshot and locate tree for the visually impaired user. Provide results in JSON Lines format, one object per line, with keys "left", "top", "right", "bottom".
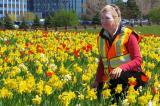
{"left": 44, "top": 12, "right": 55, "bottom": 28}
{"left": 32, "top": 15, "right": 41, "bottom": 29}
{"left": 19, "top": 17, "right": 29, "bottom": 30}
{"left": 81, "top": 0, "right": 107, "bottom": 20}
{"left": 116, "top": 0, "right": 141, "bottom": 19}
{"left": 115, "top": 0, "right": 128, "bottom": 18}
{"left": 44, "top": 15, "right": 52, "bottom": 28}
{"left": 126, "top": 0, "right": 141, "bottom": 19}
{"left": 3, "top": 14, "right": 14, "bottom": 29}
{"left": 9, "top": 14, "right": 16, "bottom": 22}
{"left": 92, "top": 12, "right": 100, "bottom": 24}
{"left": 53, "top": 9, "right": 79, "bottom": 27}
{"left": 148, "top": 7, "right": 160, "bottom": 24}
{"left": 0, "top": 17, "right": 4, "bottom": 29}
{"left": 23, "top": 12, "right": 36, "bottom": 22}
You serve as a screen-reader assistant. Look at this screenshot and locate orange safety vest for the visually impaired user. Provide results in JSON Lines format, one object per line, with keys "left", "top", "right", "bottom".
{"left": 97, "top": 27, "right": 142, "bottom": 81}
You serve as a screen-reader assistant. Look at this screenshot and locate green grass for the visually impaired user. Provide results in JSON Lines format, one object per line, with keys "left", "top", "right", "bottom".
{"left": 67, "top": 25, "right": 160, "bottom": 35}
{"left": 134, "top": 25, "right": 160, "bottom": 35}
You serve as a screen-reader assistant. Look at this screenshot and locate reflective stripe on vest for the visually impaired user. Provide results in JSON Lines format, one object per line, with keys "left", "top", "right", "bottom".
{"left": 98, "top": 35, "right": 109, "bottom": 75}
{"left": 102, "top": 58, "right": 108, "bottom": 69}
{"left": 115, "top": 27, "right": 131, "bottom": 56}
{"left": 99, "top": 36, "right": 106, "bottom": 57}
{"left": 98, "top": 36, "right": 108, "bottom": 69}
{"left": 109, "top": 54, "right": 131, "bottom": 68}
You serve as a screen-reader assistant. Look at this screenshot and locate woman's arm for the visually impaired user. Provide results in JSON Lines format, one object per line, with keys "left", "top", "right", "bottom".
{"left": 119, "top": 34, "right": 142, "bottom": 71}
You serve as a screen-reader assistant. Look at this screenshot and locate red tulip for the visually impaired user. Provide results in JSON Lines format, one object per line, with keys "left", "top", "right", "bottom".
{"left": 46, "top": 71, "right": 54, "bottom": 77}
{"left": 42, "top": 32, "right": 48, "bottom": 37}
{"left": 152, "top": 87, "right": 158, "bottom": 94}
{"left": 73, "top": 49, "right": 80, "bottom": 58}
{"left": 36, "top": 44, "right": 45, "bottom": 54}
{"left": 141, "top": 75, "right": 149, "bottom": 83}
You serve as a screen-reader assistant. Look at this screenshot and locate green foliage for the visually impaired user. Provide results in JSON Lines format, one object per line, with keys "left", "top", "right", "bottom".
{"left": 148, "top": 8, "right": 160, "bottom": 23}
{"left": 116, "top": 0, "right": 141, "bottom": 19}
{"left": 3, "top": 14, "right": 14, "bottom": 29}
{"left": 19, "top": 17, "right": 29, "bottom": 30}
{"left": 44, "top": 14, "right": 54, "bottom": 28}
{"left": 126, "top": 0, "right": 141, "bottom": 19}
{"left": 0, "top": 18, "right": 4, "bottom": 28}
{"left": 32, "top": 15, "right": 41, "bottom": 28}
{"left": 115, "top": 0, "right": 127, "bottom": 18}
{"left": 53, "top": 9, "right": 79, "bottom": 27}
{"left": 92, "top": 12, "right": 100, "bottom": 25}
{"left": 23, "top": 12, "right": 36, "bottom": 22}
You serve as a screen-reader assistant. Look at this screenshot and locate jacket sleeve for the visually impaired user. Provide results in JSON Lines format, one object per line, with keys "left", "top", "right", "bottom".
{"left": 95, "top": 57, "right": 105, "bottom": 83}
{"left": 119, "top": 33, "right": 142, "bottom": 71}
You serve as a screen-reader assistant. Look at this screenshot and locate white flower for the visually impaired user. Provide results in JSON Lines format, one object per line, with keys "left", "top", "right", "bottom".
{"left": 19, "top": 63, "right": 28, "bottom": 71}
{"left": 95, "top": 58, "right": 99, "bottom": 63}
{"left": 148, "top": 100, "right": 152, "bottom": 106}
{"left": 64, "top": 74, "right": 72, "bottom": 81}
{"left": 40, "top": 53, "right": 45, "bottom": 58}
{"left": 49, "top": 64, "right": 57, "bottom": 71}
{"left": 3, "top": 38, "right": 7, "bottom": 41}
{"left": 76, "top": 104, "right": 81, "bottom": 106}
{"left": 138, "top": 86, "right": 143, "bottom": 92}
{"left": 122, "top": 99, "right": 129, "bottom": 106}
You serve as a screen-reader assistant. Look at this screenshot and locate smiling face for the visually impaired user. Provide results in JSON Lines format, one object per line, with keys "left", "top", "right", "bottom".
{"left": 100, "top": 5, "right": 121, "bottom": 34}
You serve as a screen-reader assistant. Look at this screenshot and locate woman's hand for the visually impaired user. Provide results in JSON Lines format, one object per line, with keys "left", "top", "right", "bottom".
{"left": 109, "top": 67, "right": 122, "bottom": 79}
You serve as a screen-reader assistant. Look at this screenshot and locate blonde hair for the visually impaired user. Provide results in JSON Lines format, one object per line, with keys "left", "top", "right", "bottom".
{"left": 100, "top": 4, "right": 121, "bottom": 23}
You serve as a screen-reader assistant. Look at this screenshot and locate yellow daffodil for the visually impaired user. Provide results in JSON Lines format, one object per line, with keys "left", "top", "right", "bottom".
{"left": 78, "top": 93, "right": 84, "bottom": 100}
{"left": 102, "top": 89, "right": 111, "bottom": 99}
{"left": 36, "top": 64, "right": 43, "bottom": 75}
{"left": 36, "top": 80, "right": 44, "bottom": 96}
{"left": 0, "top": 87, "right": 13, "bottom": 99}
{"left": 126, "top": 94, "right": 137, "bottom": 104}
{"left": 115, "top": 84, "right": 122, "bottom": 94}
{"left": 44, "top": 85, "right": 52, "bottom": 96}
{"left": 58, "top": 91, "right": 76, "bottom": 106}
{"left": 85, "top": 86, "right": 97, "bottom": 101}
{"left": 32, "top": 95, "right": 42, "bottom": 105}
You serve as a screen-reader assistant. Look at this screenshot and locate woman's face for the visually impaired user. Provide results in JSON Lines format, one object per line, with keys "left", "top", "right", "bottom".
{"left": 101, "top": 12, "right": 115, "bottom": 31}
{"left": 100, "top": 8, "right": 119, "bottom": 32}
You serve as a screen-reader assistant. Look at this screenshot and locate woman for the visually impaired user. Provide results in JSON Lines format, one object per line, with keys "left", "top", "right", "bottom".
{"left": 92, "top": 4, "right": 148, "bottom": 102}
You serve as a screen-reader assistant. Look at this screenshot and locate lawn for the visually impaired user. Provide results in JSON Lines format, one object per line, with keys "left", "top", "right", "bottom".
{"left": 134, "top": 25, "right": 160, "bottom": 35}
{"left": 69, "top": 25, "right": 160, "bottom": 35}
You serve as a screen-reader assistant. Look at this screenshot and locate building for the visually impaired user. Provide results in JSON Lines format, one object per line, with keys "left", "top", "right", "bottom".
{"left": 27, "top": 0, "right": 122, "bottom": 18}
{"left": 27, "top": 0, "right": 86, "bottom": 18}
{"left": 66, "top": 0, "right": 86, "bottom": 16}
{"left": 27, "top": 0, "right": 33, "bottom": 12}
{"left": 0, "top": 0, "right": 27, "bottom": 20}
{"left": 28, "top": 0, "right": 59, "bottom": 18}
